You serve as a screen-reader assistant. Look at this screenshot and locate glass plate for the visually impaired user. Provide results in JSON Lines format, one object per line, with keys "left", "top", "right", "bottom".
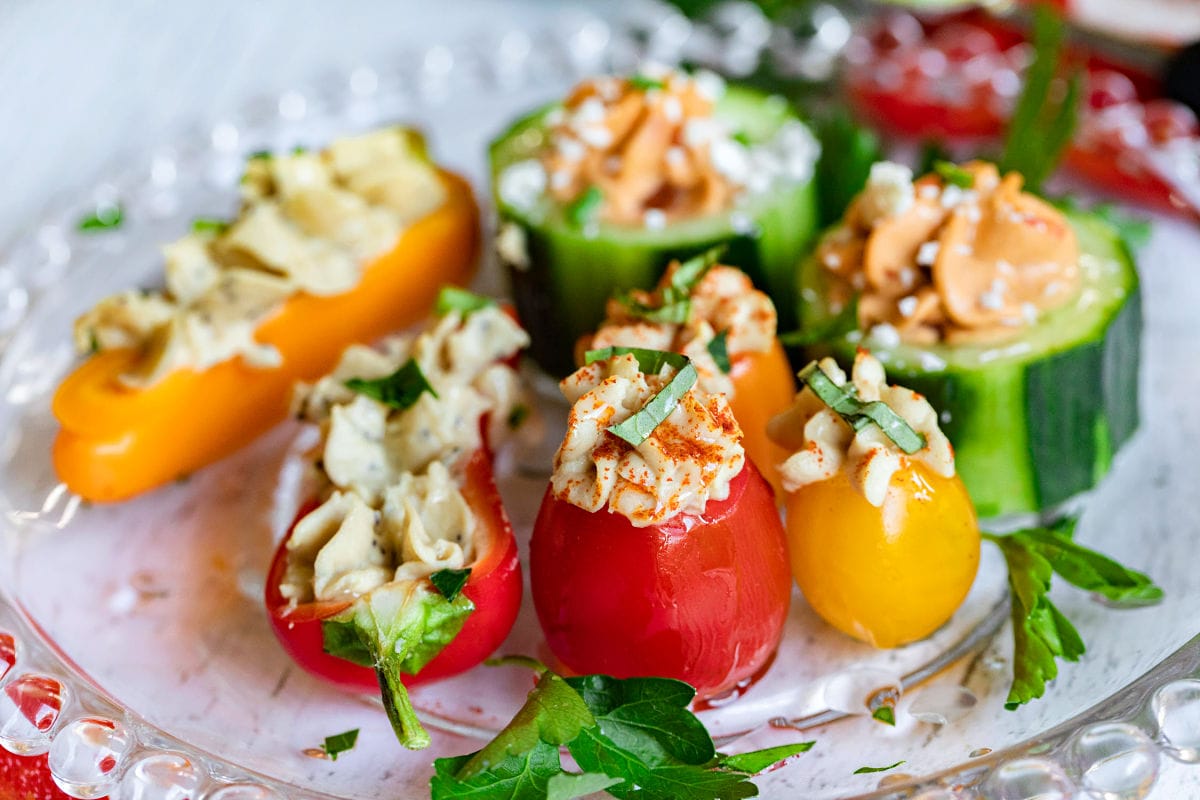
{"left": 0, "top": 5, "right": 1198, "bottom": 799}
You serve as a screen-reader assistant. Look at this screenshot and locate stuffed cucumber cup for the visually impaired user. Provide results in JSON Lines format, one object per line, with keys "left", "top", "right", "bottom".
{"left": 796, "top": 161, "right": 1141, "bottom": 518}
{"left": 489, "top": 66, "right": 819, "bottom": 375}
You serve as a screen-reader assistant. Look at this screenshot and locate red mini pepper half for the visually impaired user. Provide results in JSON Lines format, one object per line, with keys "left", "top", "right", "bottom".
{"left": 530, "top": 459, "right": 791, "bottom": 701}
{"left": 265, "top": 448, "right": 522, "bottom": 747}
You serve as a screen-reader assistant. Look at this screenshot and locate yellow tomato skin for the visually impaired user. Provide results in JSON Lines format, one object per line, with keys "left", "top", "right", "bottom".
{"left": 784, "top": 462, "right": 980, "bottom": 648}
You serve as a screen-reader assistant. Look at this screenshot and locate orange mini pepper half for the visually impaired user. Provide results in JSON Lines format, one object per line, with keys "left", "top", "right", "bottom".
{"left": 52, "top": 170, "right": 480, "bottom": 502}
{"left": 727, "top": 338, "right": 796, "bottom": 501}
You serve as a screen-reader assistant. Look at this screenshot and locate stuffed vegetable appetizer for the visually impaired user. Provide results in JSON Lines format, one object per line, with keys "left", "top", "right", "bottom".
{"left": 530, "top": 347, "right": 791, "bottom": 699}
{"left": 265, "top": 293, "right": 530, "bottom": 750}
{"left": 769, "top": 351, "right": 980, "bottom": 648}
{"left": 490, "top": 65, "right": 819, "bottom": 374}
{"left": 55, "top": 127, "right": 481, "bottom": 502}
{"left": 578, "top": 249, "right": 794, "bottom": 498}
{"left": 797, "top": 160, "right": 1141, "bottom": 518}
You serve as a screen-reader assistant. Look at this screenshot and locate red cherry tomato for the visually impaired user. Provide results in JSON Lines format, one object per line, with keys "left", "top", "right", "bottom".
{"left": 529, "top": 460, "right": 791, "bottom": 700}
{"left": 264, "top": 448, "right": 522, "bottom": 693}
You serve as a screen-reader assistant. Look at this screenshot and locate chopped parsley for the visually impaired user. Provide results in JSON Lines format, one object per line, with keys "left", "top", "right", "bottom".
{"left": 78, "top": 203, "right": 124, "bottom": 233}
{"left": 321, "top": 728, "right": 359, "bottom": 761}
{"left": 430, "top": 568, "right": 471, "bottom": 602}
{"left": 345, "top": 359, "right": 437, "bottom": 410}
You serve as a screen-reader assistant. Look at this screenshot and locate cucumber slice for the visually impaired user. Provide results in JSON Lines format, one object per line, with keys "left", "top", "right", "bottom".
{"left": 796, "top": 209, "right": 1141, "bottom": 519}
{"left": 489, "top": 86, "right": 818, "bottom": 375}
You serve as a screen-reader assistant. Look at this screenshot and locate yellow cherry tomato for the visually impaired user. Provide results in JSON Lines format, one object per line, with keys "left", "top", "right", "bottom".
{"left": 784, "top": 461, "right": 980, "bottom": 648}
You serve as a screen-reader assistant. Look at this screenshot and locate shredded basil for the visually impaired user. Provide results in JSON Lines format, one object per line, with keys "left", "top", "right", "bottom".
{"left": 934, "top": 160, "right": 974, "bottom": 188}
{"left": 430, "top": 568, "right": 471, "bottom": 602}
{"left": 871, "top": 706, "right": 896, "bottom": 726}
{"left": 321, "top": 729, "right": 360, "bottom": 761}
{"left": 345, "top": 359, "right": 437, "bottom": 410}
{"left": 566, "top": 186, "right": 604, "bottom": 227}
{"left": 617, "top": 246, "right": 724, "bottom": 325}
{"left": 629, "top": 75, "right": 665, "bottom": 91}
{"left": 78, "top": 204, "right": 123, "bottom": 233}
{"left": 797, "top": 361, "right": 927, "bottom": 454}
{"left": 435, "top": 285, "right": 496, "bottom": 316}
{"left": 507, "top": 404, "right": 530, "bottom": 430}
{"left": 584, "top": 347, "right": 697, "bottom": 447}
{"left": 191, "top": 217, "right": 229, "bottom": 235}
{"left": 854, "top": 760, "right": 905, "bottom": 775}
{"left": 707, "top": 330, "right": 731, "bottom": 374}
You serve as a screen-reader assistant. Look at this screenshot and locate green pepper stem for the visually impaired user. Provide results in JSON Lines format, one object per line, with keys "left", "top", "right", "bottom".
{"left": 377, "top": 662, "right": 431, "bottom": 750}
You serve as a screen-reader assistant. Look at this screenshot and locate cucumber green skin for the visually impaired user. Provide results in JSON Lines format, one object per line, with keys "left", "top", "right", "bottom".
{"left": 488, "top": 87, "right": 818, "bottom": 376}
{"left": 797, "top": 210, "right": 1141, "bottom": 519}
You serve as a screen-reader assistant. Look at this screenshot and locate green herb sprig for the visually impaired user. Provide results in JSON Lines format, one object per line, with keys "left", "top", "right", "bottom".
{"left": 431, "top": 660, "right": 814, "bottom": 800}
{"left": 796, "top": 361, "right": 926, "bottom": 454}
{"left": 617, "top": 246, "right": 725, "bottom": 325}
{"left": 985, "top": 516, "right": 1162, "bottom": 709}
{"left": 998, "top": 5, "right": 1081, "bottom": 192}
{"left": 584, "top": 347, "right": 697, "bottom": 447}
{"left": 706, "top": 330, "right": 731, "bottom": 374}
{"left": 345, "top": 359, "right": 437, "bottom": 410}
{"left": 629, "top": 75, "right": 666, "bottom": 91}
{"left": 191, "top": 217, "right": 229, "bottom": 235}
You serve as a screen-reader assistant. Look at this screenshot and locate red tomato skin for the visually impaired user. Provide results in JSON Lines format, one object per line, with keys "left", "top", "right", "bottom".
{"left": 530, "top": 460, "right": 791, "bottom": 699}
{"left": 264, "top": 449, "right": 523, "bottom": 694}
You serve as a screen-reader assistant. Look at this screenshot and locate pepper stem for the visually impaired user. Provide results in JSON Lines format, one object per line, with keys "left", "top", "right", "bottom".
{"left": 376, "top": 662, "right": 431, "bottom": 750}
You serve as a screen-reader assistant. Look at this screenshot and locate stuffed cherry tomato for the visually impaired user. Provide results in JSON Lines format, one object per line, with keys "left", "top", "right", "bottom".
{"left": 578, "top": 251, "right": 795, "bottom": 499}
{"left": 531, "top": 347, "right": 791, "bottom": 699}
{"left": 266, "top": 449, "right": 522, "bottom": 694}
{"left": 264, "top": 296, "right": 531, "bottom": 748}
{"left": 769, "top": 352, "right": 980, "bottom": 648}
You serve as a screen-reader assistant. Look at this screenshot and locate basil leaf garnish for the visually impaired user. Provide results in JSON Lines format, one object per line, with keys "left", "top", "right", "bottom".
{"left": 797, "top": 361, "right": 926, "bottom": 454}
{"left": 345, "top": 359, "right": 437, "bottom": 410}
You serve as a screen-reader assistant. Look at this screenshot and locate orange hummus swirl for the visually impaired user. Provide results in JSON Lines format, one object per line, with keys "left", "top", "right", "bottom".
{"left": 816, "top": 161, "right": 1081, "bottom": 344}
{"left": 543, "top": 70, "right": 745, "bottom": 226}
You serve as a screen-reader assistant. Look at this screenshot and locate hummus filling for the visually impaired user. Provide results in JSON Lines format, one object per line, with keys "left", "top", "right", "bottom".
{"left": 767, "top": 351, "right": 954, "bottom": 507}
{"left": 498, "top": 66, "right": 818, "bottom": 228}
{"left": 553, "top": 352, "right": 745, "bottom": 527}
{"left": 75, "top": 127, "right": 446, "bottom": 387}
{"left": 816, "top": 161, "right": 1081, "bottom": 345}
{"left": 580, "top": 262, "right": 777, "bottom": 399}
{"left": 279, "top": 306, "right": 531, "bottom": 604}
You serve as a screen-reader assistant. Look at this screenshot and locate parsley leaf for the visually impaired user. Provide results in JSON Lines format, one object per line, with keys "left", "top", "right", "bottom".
{"left": 433, "top": 662, "right": 815, "bottom": 800}
{"left": 853, "top": 760, "right": 905, "bottom": 775}
{"left": 778, "top": 295, "right": 859, "bottom": 348}
{"left": 345, "top": 359, "right": 437, "bottom": 410}
{"left": 247, "top": 149, "right": 273, "bottom": 161}
{"left": 933, "top": 160, "right": 974, "bottom": 188}
{"left": 998, "top": 5, "right": 1081, "bottom": 192}
{"left": 321, "top": 728, "right": 359, "bottom": 761}
{"left": 706, "top": 330, "right": 731, "bottom": 374}
{"left": 325, "top": 583, "right": 474, "bottom": 749}
{"left": 437, "top": 285, "right": 497, "bottom": 316}
{"left": 796, "top": 361, "right": 926, "bottom": 454}
{"left": 78, "top": 203, "right": 124, "bottom": 233}
{"left": 567, "top": 186, "right": 604, "bottom": 227}
{"left": 984, "top": 519, "right": 1162, "bottom": 709}
{"left": 430, "top": 568, "right": 471, "bottom": 601}
{"left": 717, "top": 742, "right": 814, "bottom": 775}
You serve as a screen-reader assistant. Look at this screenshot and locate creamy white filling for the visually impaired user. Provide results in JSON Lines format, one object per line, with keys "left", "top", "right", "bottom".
{"left": 75, "top": 128, "right": 445, "bottom": 387}
{"left": 552, "top": 353, "right": 744, "bottom": 527}
{"left": 767, "top": 351, "right": 955, "bottom": 506}
{"left": 588, "top": 265, "right": 776, "bottom": 401}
